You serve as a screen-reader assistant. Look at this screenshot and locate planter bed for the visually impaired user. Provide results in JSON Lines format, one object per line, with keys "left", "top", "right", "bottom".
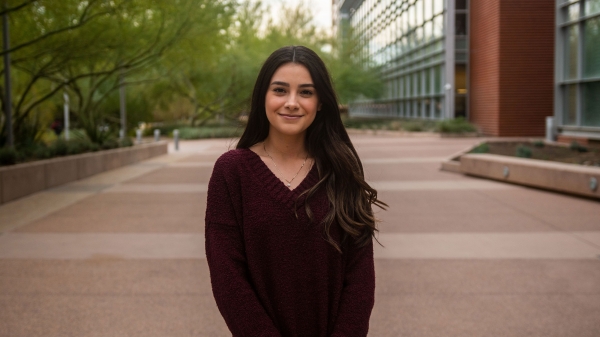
{"left": 440, "top": 140, "right": 600, "bottom": 199}
{"left": 0, "top": 141, "right": 167, "bottom": 205}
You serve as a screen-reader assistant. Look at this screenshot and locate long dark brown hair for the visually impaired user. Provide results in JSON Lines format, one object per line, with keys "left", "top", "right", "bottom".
{"left": 237, "top": 46, "right": 386, "bottom": 252}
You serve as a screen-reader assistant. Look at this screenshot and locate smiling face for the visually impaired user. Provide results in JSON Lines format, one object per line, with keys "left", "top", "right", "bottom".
{"left": 265, "top": 63, "right": 320, "bottom": 139}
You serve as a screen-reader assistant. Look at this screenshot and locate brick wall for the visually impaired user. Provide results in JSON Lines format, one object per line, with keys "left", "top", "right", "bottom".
{"left": 469, "top": 0, "right": 555, "bottom": 136}
{"left": 470, "top": 0, "right": 501, "bottom": 136}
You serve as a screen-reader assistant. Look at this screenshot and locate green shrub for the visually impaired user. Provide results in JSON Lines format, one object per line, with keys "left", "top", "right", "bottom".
{"left": 142, "top": 123, "right": 188, "bottom": 137}
{"left": 33, "top": 145, "right": 53, "bottom": 159}
{"left": 569, "top": 141, "right": 588, "bottom": 152}
{"left": 0, "top": 147, "right": 18, "bottom": 165}
{"left": 471, "top": 143, "right": 489, "bottom": 154}
{"left": 177, "top": 126, "right": 242, "bottom": 139}
{"left": 402, "top": 121, "right": 424, "bottom": 132}
{"left": 52, "top": 139, "right": 69, "bottom": 156}
{"left": 436, "top": 117, "right": 478, "bottom": 134}
{"left": 532, "top": 140, "right": 545, "bottom": 148}
{"left": 516, "top": 145, "right": 533, "bottom": 158}
{"left": 119, "top": 137, "right": 134, "bottom": 147}
{"left": 100, "top": 138, "right": 120, "bottom": 150}
{"left": 67, "top": 139, "right": 92, "bottom": 155}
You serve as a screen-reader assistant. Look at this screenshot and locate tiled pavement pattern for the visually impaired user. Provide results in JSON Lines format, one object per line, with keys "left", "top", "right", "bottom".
{"left": 0, "top": 135, "right": 599, "bottom": 337}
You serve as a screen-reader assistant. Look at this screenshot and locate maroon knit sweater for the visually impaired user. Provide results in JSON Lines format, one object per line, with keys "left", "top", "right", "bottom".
{"left": 205, "top": 149, "right": 375, "bottom": 337}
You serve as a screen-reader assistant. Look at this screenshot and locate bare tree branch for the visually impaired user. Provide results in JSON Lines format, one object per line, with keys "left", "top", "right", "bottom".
{"left": 0, "top": 0, "right": 36, "bottom": 16}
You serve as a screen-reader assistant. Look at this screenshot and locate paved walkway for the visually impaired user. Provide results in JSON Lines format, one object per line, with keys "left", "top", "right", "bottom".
{"left": 0, "top": 135, "right": 599, "bottom": 336}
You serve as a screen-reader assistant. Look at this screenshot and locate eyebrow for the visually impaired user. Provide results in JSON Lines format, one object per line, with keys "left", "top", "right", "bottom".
{"left": 270, "top": 81, "right": 315, "bottom": 88}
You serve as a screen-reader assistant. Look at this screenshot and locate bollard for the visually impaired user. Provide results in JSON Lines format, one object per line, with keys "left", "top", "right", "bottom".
{"left": 154, "top": 129, "right": 160, "bottom": 142}
{"left": 173, "top": 129, "right": 179, "bottom": 151}
{"left": 546, "top": 116, "right": 555, "bottom": 142}
{"left": 136, "top": 129, "right": 142, "bottom": 143}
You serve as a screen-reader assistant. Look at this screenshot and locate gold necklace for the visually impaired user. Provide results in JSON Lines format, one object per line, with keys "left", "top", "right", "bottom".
{"left": 263, "top": 143, "right": 308, "bottom": 188}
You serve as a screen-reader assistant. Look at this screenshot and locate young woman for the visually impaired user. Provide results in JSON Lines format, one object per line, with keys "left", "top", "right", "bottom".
{"left": 205, "top": 46, "right": 386, "bottom": 337}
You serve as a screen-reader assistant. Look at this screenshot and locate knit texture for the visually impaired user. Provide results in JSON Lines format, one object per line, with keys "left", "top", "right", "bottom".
{"left": 205, "top": 149, "right": 375, "bottom": 337}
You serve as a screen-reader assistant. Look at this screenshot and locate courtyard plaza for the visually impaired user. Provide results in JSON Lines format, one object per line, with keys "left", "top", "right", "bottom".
{"left": 0, "top": 134, "right": 599, "bottom": 336}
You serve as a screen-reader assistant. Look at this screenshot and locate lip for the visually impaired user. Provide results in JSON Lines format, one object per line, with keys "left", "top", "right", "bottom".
{"left": 278, "top": 113, "right": 303, "bottom": 119}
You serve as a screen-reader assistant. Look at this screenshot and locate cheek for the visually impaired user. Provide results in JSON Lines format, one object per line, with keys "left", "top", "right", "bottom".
{"left": 265, "top": 95, "right": 283, "bottom": 112}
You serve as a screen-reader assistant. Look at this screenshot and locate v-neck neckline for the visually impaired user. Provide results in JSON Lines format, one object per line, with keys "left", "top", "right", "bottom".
{"left": 243, "top": 148, "right": 319, "bottom": 209}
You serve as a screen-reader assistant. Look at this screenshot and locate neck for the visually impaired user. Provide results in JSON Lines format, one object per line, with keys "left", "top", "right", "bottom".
{"left": 263, "top": 132, "right": 307, "bottom": 160}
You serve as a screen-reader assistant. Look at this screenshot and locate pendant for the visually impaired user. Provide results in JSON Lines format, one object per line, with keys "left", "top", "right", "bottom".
{"left": 286, "top": 183, "right": 291, "bottom": 187}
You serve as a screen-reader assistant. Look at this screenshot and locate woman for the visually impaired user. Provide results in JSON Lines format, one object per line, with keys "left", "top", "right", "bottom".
{"left": 205, "top": 46, "right": 386, "bottom": 337}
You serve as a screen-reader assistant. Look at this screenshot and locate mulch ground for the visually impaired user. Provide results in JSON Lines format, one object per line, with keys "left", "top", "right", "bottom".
{"left": 481, "top": 142, "right": 600, "bottom": 167}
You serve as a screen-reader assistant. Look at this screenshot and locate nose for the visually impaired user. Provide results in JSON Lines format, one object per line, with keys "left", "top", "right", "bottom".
{"left": 284, "top": 94, "right": 299, "bottom": 110}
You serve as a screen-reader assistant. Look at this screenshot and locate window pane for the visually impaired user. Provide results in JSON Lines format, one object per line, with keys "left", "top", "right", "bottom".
{"left": 424, "top": 0, "right": 433, "bottom": 20}
{"left": 425, "top": 68, "right": 431, "bottom": 94}
{"left": 424, "top": 21, "right": 433, "bottom": 41}
{"left": 434, "top": 65, "right": 443, "bottom": 94}
{"left": 456, "top": 13, "right": 467, "bottom": 35}
{"left": 434, "top": 0, "right": 444, "bottom": 14}
{"left": 434, "top": 98, "right": 443, "bottom": 118}
{"left": 564, "top": 85, "right": 578, "bottom": 125}
{"left": 456, "top": 0, "right": 467, "bottom": 10}
{"left": 582, "top": 81, "right": 600, "bottom": 126}
{"left": 455, "top": 64, "right": 467, "bottom": 94}
{"left": 584, "top": 17, "right": 600, "bottom": 78}
{"left": 456, "top": 37, "right": 467, "bottom": 49}
{"left": 424, "top": 98, "right": 432, "bottom": 118}
{"left": 433, "top": 15, "right": 444, "bottom": 37}
{"left": 455, "top": 96, "right": 467, "bottom": 118}
{"left": 409, "top": 4, "right": 416, "bottom": 28}
{"left": 564, "top": 3, "right": 580, "bottom": 22}
{"left": 565, "top": 25, "right": 579, "bottom": 79}
{"left": 414, "top": 72, "right": 420, "bottom": 96}
{"left": 585, "top": 0, "right": 600, "bottom": 16}
{"left": 416, "top": 0, "right": 423, "bottom": 24}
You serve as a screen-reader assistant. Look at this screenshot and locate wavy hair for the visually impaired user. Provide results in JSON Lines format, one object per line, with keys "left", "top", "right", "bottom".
{"left": 237, "top": 46, "right": 386, "bottom": 252}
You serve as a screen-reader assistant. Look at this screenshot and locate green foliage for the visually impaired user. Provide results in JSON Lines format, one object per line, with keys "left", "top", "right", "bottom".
{"left": 471, "top": 143, "right": 490, "bottom": 154}
{"left": 533, "top": 140, "right": 545, "bottom": 148}
{"left": 178, "top": 126, "right": 242, "bottom": 139}
{"left": 0, "top": 138, "right": 133, "bottom": 166}
{"left": 0, "top": 148, "right": 18, "bottom": 166}
{"left": 326, "top": 21, "right": 384, "bottom": 104}
{"left": 569, "top": 141, "right": 588, "bottom": 152}
{"left": 119, "top": 137, "right": 134, "bottom": 147}
{"left": 516, "top": 145, "right": 533, "bottom": 158}
{"left": 1, "top": 0, "right": 383, "bottom": 148}
{"left": 342, "top": 117, "right": 436, "bottom": 131}
{"left": 436, "top": 117, "right": 478, "bottom": 134}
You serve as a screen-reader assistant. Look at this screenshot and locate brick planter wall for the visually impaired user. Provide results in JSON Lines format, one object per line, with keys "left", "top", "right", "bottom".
{"left": 0, "top": 142, "right": 167, "bottom": 205}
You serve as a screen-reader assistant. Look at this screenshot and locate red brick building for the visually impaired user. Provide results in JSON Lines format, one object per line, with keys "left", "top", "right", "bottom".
{"left": 470, "top": 0, "right": 555, "bottom": 137}
{"left": 338, "top": 0, "right": 600, "bottom": 140}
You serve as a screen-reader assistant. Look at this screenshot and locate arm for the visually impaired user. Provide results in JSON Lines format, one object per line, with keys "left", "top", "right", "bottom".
{"left": 205, "top": 157, "right": 282, "bottom": 337}
{"left": 330, "top": 239, "right": 375, "bottom": 337}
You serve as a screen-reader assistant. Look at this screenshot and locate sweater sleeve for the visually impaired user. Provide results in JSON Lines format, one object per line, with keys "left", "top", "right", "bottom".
{"left": 330, "top": 239, "right": 375, "bottom": 337}
{"left": 205, "top": 155, "right": 282, "bottom": 337}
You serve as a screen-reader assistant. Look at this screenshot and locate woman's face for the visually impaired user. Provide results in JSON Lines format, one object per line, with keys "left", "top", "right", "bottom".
{"left": 265, "top": 63, "right": 320, "bottom": 139}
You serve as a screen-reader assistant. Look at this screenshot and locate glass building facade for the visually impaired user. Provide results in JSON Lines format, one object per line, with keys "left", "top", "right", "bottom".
{"left": 337, "top": 0, "right": 469, "bottom": 120}
{"left": 556, "top": 0, "right": 600, "bottom": 138}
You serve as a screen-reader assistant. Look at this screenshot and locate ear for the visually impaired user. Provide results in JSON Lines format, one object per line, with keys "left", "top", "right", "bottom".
{"left": 318, "top": 103, "right": 322, "bottom": 111}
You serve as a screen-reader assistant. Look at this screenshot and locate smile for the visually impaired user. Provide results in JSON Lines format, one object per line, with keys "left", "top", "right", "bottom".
{"left": 278, "top": 113, "right": 304, "bottom": 119}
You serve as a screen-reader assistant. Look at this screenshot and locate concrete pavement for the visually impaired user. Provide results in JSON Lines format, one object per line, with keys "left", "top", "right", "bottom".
{"left": 0, "top": 135, "right": 599, "bottom": 336}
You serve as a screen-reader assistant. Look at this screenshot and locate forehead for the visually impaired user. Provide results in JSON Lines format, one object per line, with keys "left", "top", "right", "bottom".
{"left": 270, "top": 63, "right": 313, "bottom": 83}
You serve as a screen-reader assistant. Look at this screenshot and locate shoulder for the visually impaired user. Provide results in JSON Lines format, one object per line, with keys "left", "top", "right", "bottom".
{"left": 214, "top": 148, "right": 252, "bottom": 169}
{"left": 211, "top": 148, "right": 257, "bottom": 182}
